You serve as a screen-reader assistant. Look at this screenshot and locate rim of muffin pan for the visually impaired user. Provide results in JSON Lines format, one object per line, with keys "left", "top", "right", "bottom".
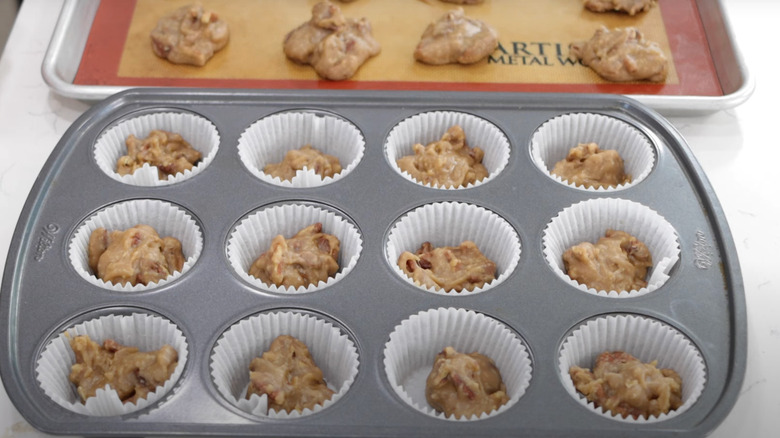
{"left": 385, "top": 201, "right": 521, "bottom": 296}
{"left": 384, "top": 110, "right": 511, "bottom": 190}
{"left": 68, "top": 198, "right": 204, "bottom": 293}
{"left": 383, "top": 307, "right": 533, "bottom": 422}
{"left": 93, "top": 108, "right": 221, "bottom": 187}
{"left": 236, "top": 109, "right": 366, "bottom": 188}
{"left": 209, "top": 308, "right": 360, "bottom": 420}
{"left": 225, "top": 200, "right": 363, "bottom": 295}
{"left": 34, "top": 306, "right": 189, "bottom": 418}
{"left": 530, "top": 112, "right": 658, "bottom": 192}
{"left": 557, "top": 312, "right": 707, "bottom": 424}
{"left": 542, "top": 197, "right": 680, "bottom": 298}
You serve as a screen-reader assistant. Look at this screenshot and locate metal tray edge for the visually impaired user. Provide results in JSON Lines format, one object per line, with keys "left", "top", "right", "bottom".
{"left": 41, "top": 0, "right": 754, "bottom": 115}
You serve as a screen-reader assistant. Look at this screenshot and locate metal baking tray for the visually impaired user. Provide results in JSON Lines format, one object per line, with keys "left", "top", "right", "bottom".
{"left": 41, "top": 0, "right": 754, "bottom": 115}
{"left": 0, "top": 89, "right": 746, "bottom": 436}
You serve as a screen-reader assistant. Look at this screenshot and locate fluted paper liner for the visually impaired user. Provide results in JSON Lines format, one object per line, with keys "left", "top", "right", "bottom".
{"left": 386, "top": 202, "right": 520, "bottom": 295}
{"left": 385, "top": 111, "right": 510, "bottom": 189}
{"left": 542, "top": 198, "right": 679, "bottom": 297}
{"left": 227, "top": 203, "right": 363, "bottom": 294}
{"left": 69, "top": 199, "right": 203, "bottom": 292}
{"left": 531, "top": 113, "right": 656, "bottom": 192}
{"left": 210, "top": 311, "right": 359, "bottom": 418}
{"left": 558, "top": 314, "right": 706, "bottom": 423}
{"left": 237, "top": 111, "right": 365, "bottom": 188}
{"left": 383, "top": 307, "right": 532, "bottom": 421}
{"left": 35, "top": 313, "right": 188, "bottom": 417}
{"left": 94, "top": 111, "right": 220, "bottom": 186}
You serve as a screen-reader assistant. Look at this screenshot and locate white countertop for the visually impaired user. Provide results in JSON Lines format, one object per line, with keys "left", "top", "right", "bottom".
{"left": 0, "top": 0, "right": 777, "bottom": 436}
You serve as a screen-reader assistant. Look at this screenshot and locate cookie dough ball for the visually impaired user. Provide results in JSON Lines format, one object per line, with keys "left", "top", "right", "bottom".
{"left": 150, "top": 4, "right": 229, "bottom": 66}
{"left": 570, "top": 351, "right": 683, "bottom": 419}
{"left": 69, "top": 335, "right": 178, "bottom": 404}
{"left": 426, "top": 346, "right": 509, "bottom": 419}
{"left": 398, "top": 241, "right": 496, "bottom": 292}
{"left": 249, "top": 223, "right": 340, "bottom": 289}
{"left": 246, "top": 335, "right": 334, "bottom": 413}
{"left": 570, "top": 26, "right": 668, "bottom": 82}
{"left": 117, "top": 130, "right": 202, "bottom": 180}
{"left": 396, "top": 125, "right": 488, "bottom": 188}
{"left": 88, "top": 225, "right": 185, "bottom": 286}
{"left": 283, "top": 0, "right": 381, "bottom": 80}
{"left": 263, "top": 145, "right": 342, "bottom": 181}
{"left": 440, "top": 0, "right": 485, "bottom": 4}
{"left": 551, "top": 142, "right": 631, "bottom": 189}
{"left": 414, "top": 8, "right": 498, "bottom": 65}
{"left": 563, "top": 229, "right": 653, "bottom": 292}
{"left": 584, "top": 0, "right": 655, "bottom": 15}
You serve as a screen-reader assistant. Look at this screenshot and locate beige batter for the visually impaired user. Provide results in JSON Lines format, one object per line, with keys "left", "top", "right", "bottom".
{"left": 263, "top": 145, "right": 342, "bottom": 181}
{"left": 150, "top": 3, "right": 229, "bottom": 66}
{"left": 69, "top": 335, "right": 178, "bottom": 404}
{"left": 551, "top": 142, "right": 631, "bottom": 189}
{"left": 584, "top": 0, "right": 656, "bottom": 15}
{"left": 88, "top": 225, "right": 185, "bottom": 286}
{"left": 570, "top": 351, "right": 683, "bottom": 419}
{"left": 246, "top": 335, "right": 334, "bottom": 413}
{"left": 414, "top": 8, "right": 498, "bottom": 65}
{"left": 570, "top": 26, "right": 668, "bottom": 82}
{"left": 426, "top": 346, "right": 509, "bottom": 419}
{"left": 563, "top": 229, "right": 653, "bottom": 292}
{"left": 117, "top": 130, "right": 202, "bottom": 179}
{"left": 396, "top": 125, "right": 488, "bottom": 188}
{"left": 283, "top": 0, "right": 381, "bottom": 80}
{"left": 249, "top": 223, "right": 340, "bottom": 289}
{"left": 398, "top": 240, "right": 496, "bottom": 292}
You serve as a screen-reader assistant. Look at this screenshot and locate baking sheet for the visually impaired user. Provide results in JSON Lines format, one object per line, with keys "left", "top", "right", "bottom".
{"left": 42, "top": 0, "right": 753, "bottom": 114}
{"left": 0, "top": 88, "right": 746, "bottom": 436}
{"left": 112, "top": 0, "right": 684, "bottom": 85}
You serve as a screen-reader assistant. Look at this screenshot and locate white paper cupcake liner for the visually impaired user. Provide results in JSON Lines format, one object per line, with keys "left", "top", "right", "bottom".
{"left": 385, "top": 111, "right": 510, "bottom": 189}
{"left": 68, "top": 199, "right": 203, "bottom": 292}
{"left": 386, "top": 202, "right": 520, "bottom": 295}
{"left": 35, "top": 312, "right": 188, "bottom": 417}
{"left": 237, "top": 111, "right": 365, "bottom": 188}
{"left": 210, "top": 311, "right": 359, "bottom": 419}
{"left": 530, "top": 113, "right": 656, "bottom": 192}
{"left": 94, "top": 111, "right": 220, "bottom": 187}
{"left": 558, "top": 314, "right": 706, "bottom": 423}
{"left": 383, "top": 307, "right": 532, "bottom": 421}
{"left": 227, "top": 203, "right": 363, "bottom": 294}
{"left": 542, "top": 198, "right": 679, "bottom": 298}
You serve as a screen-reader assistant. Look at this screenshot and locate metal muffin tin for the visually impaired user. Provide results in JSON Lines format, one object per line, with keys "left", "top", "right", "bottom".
{"left": 0, "top": 89, "right": 746, "bottom": 436}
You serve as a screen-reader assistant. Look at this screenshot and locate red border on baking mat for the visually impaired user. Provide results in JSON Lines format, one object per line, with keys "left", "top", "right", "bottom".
{"left": 73, "top": 0, "right": 722, "bottom": 97}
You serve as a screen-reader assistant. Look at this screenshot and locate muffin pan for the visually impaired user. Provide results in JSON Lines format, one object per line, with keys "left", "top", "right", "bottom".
{"left": 0, "top": 89, "right": 745, "bottom": 436}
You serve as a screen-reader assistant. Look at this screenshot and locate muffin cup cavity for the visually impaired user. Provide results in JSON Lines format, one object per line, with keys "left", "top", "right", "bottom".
{"left": 383, "top": 307, "right": 532, "bottom": 421}
{"left": 385, "top": 111, "right": 510, "bottom": 190}
{"left": 542, "top": 197, "right": 679, "bottom": 298}
{"left": 386, "top": 202, "right": 520, "bottom": 296}
{"left": 209, "top": 310, "right": 359, "bottom": 419}
{"left": 94, "top": 111, "right": 220, "bottom": 187}
{"left": 68, "top": 199, "right": 203, "bottom": 292}
{"left": 237, "top": 111, "right": 365, "bottom": 188}
{"left": 530, "top": 113, "right": 656, "bottom": 191}
{"left": 558, "top": 314, "right": 707, "bottom": 423}
{"left": 35, "top": 312, "right": 188, "bottom": 417}
{"left": 227, "top": 203, "right": 363, "bottom": 294}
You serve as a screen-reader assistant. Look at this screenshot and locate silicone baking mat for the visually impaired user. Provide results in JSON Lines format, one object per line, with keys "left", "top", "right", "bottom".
{"left": 73, "top": 0, "right": 720, "bottom": 96}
